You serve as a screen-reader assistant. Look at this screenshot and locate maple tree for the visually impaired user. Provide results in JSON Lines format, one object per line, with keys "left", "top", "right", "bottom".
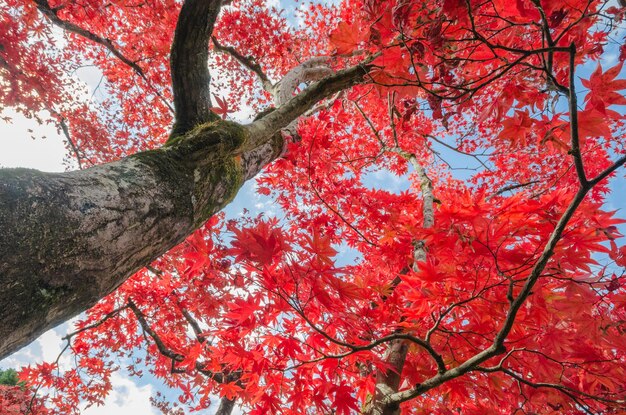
{"left": 1, "top": 0, "right": 626, "bottom": 414}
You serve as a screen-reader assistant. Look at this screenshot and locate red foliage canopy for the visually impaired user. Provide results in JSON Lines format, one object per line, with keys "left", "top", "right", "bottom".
{"left": 2, "top": 0, "right": 626, "bottom": 414}
{"left": 0, "top": 385, "right": 48, "bottom": 415}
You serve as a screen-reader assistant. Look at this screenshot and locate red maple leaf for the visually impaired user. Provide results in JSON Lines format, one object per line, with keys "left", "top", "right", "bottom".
{"left": 230, "top": 222, "right": 287, "bottom": 265}
{"left": 332, "top": 383, "right": 359, "bottom": 415}
{"left": 581, "top": 62, "right": 626, "bottom": 112}
{"left": 219, "top": 381, "right": 243, "bottom": 400}
{"left": 329, "top": 21, "right": 365, "bottom": 55}
{"left": 211, "top": 94, "right": 231, "bottom": 119}
{"left": 179, "top": 342, "right": 204, "bottom": 372}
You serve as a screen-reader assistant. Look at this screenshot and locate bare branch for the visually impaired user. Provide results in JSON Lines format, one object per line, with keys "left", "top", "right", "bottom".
{"left": 493, "top": 181, "right": 540, "bottom": 196}
{"left": 178, "top": 305, "right": 207, "bottom": 344}
{"left": 211, "top": 37, "right": 273, "bottom": 92}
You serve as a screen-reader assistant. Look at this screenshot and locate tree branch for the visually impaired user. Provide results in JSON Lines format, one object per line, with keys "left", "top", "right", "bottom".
{"left": 0, "top": 48, "right": 373, "bottom": 361}
{"left": 499, "top": 367, "right": 625, "bottom": 406}
{"left": 383, "top": 184, "right": 593, "bottom": 406}
{"left": 33, "top": 0, "right": 174, "bottom": 114}
{"left": 170, "top": 0, "right": 224, "bottom": 135}
{"left": 367, "top": 116, "right": 438, "bottom": 415}
{"left": 178, "top": 305, "right": 207, "bottom": 344}
{"left": 215, "top": 397, "right": 237, "bottom": 415}
{"left": 128, "top": 299, "right": 231, "bottom": 384}
{"left": 245, "top": 59, "right": 373, "bottom": 149}
{"left": 61, "top": 304, "right": 130, "bottom": 343}
{"left": 493, "top": 181, "right": 540, "bottom": 196}
{"left": 0, "top": 120, "right": 282, "bottom": 359}
{"left": 33, "top": 0, "right": 144, "bottom": 77}
{"left": 589, "top": 155, "right": 626, "bottom": 186}
{"left": 567, "top": 43, "right": 588, "bottom": 185}
{"left": 211, "top": 37, "right": 274, "bottom": 92}
{"left": 128, "top": 300, "right": 184, "bottom": 362}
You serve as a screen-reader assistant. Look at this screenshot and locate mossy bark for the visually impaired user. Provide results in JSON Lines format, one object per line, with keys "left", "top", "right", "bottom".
{"left": 0, "top": 120, "right": 283, "bottom": 359}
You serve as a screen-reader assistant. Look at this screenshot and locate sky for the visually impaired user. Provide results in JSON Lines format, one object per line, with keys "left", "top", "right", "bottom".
{"left": 1, "top": 1, "right": 625, "bottom": 414}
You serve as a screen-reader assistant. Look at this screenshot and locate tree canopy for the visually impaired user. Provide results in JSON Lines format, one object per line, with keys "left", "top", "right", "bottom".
{"left": 1, "top": 0, "right": 626, "bottom": 414}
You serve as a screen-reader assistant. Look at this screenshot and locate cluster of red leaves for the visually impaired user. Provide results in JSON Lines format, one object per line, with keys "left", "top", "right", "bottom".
{"left": 0, "top": 385, "right": 49, "bottom": 415}
{"left": 4, "top": 0, "right": 626, "bottom": 414}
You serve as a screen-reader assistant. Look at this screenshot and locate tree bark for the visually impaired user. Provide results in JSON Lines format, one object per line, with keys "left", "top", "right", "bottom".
{"left": 215, "top": 397, "right": 236, "bottom": 415}
{"left": 365, "top": 152, "right": 435, "bottom": 415}
{"left": 0, "top": 121, "right": 283, "bottom": 360}
{"left": 170, "top": 0, "right": 223, "bottom": 135}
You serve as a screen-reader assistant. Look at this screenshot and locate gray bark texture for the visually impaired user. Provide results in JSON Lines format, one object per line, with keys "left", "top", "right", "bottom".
{"left": 0, "top": 121, "right": 283, "bottom": 360}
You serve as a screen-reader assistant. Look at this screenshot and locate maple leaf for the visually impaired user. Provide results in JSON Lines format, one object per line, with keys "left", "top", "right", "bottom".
{"left": 179, "top": 342, "right": 204, "bottom": 372}
{"left": 581, "top": 62, "right": 626, "bottom": 112}
{"left": 303, "top": 228, "right": 337, "bottom": 265}
{"left": 224, "top": 298, "right": 258, "bottom": 329}
{"left": 230, "top": 220, "right": 289, "bottom": 266}
{"left": 331, "top": 383, "right": 359, "bottom": 415}
{"left": 210, "top": 94, "right": 231, "bottom": 119}
{"left": 329, "top": 21, "right": 365, "bottom": 55}
{"left": 498, "top": 109, "right": 535, "bottom": 146}
{"left": 609, "top": 243, "right": 626, "bottom": 267}
{"left": 577, "top": 109, "right": 613, "bottom": 138}
{"left": 219, "top": 381, "right": 243, "bottom": 400}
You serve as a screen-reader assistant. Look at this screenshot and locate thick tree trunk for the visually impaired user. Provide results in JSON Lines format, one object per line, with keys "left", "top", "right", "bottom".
{"left": 0, "top": 121, "right": 283, "bottom": 359}
{"left": 0, "top": 0, "right": 370, "bottom": 362}
{"left": 0, "top": 0, "right": 368, "bottom": 354}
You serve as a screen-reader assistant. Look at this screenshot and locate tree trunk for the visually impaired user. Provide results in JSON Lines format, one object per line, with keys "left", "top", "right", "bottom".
{"left": 0, "top": 121, "right": 283, "bottom": 359}
{"left": 366, "top": 340, "right": 407, "bottom": 415}
{"left": 215, "top": 397, "right": 236, "bottom": 415}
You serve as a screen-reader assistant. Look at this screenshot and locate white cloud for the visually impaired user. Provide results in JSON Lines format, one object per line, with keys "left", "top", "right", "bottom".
{"left": 0, "top": 322, "right": 72, "bottom": 371}
{"left": 83, "top": 372, "right": 158, "bottom": 415}
{"left": 37, "top": 324, "right": 73, "bottom": 371}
